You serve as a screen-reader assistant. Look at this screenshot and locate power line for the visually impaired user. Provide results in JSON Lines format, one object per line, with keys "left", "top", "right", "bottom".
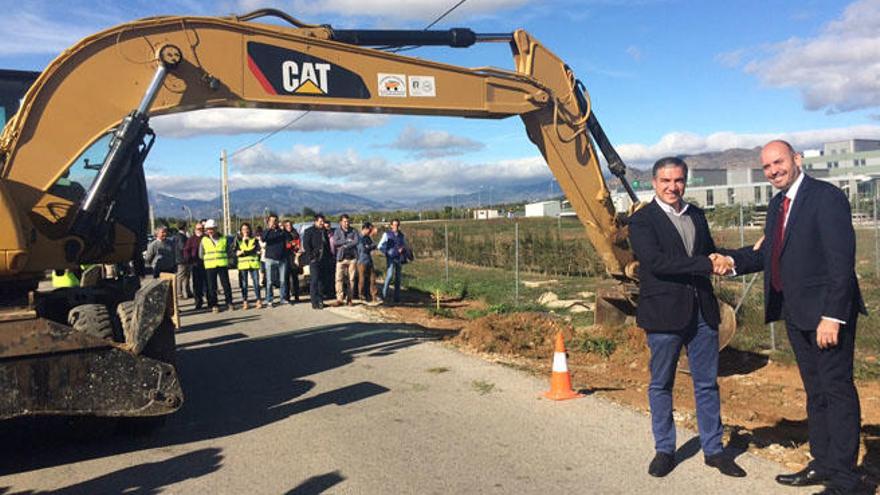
{"left": 425, "top": 0, "right": 468, "bottom": 30}
{"left": 391, "top": 0, "right": 469, "bottom": 53}
{"left": 229, "top": 110, "right": 311, "bottom": 159}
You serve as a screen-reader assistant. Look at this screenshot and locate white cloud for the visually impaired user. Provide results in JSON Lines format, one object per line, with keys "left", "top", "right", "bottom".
{"left": 232, "top": 143, "right": 387, "bottom": 177}
{"left": 714, "top": 49, "right": 744, "bottom": 69}
{"left": 154, "top": 123, "right": 880, "bottom": 200}
{"left": 389, "top": 126, "right": 484, "bottom": 157}
{"left": 146, "top": 172, "right": 311, "bottom": 200}
{"left": 616, "top": 124, "right": 880, "bottom": 164}
{"left": 202, "top": 141, "right": 551, "bottom": 200}
{"left": 0, "top": 11, "right": 96, "bottom": 55}
{"left": 734, "top": 0, "right": 880, "bottom": 113}
{"left": 150, "top": 109, "right": 389, "bottom": 138}
{"left": 237, "top": 0, "right": 529, "bottom": 22}
{"left": 146, "top": 174, "right": 221, "bottom": 200}
{"left": 0, "top": 1, "right": 223, "bottom": 56}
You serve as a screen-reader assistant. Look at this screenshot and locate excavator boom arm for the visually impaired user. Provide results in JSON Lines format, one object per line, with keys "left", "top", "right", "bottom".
{"left": 0, "top": 13, "right": 634, "bottom": 281}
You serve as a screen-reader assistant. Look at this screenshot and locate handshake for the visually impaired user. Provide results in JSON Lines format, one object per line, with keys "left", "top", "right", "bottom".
{"left": 708, "top": 253, "right": 735, "bottom": 276}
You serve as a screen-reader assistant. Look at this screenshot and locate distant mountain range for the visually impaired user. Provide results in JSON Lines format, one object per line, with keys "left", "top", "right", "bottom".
{"left": 682, "top": 147, "right": 762, "bottom": 169}
{"left": 623, "top": 147, "right": 762, "bottom": 185}
{"left": 151, "top": 186, "right": 398, "bottom": 219}
{"left": 151, "top": 179, "right": 565, "bottom": 219}
{"left": 151, "top": 148, "right": 764, "bottom": 218}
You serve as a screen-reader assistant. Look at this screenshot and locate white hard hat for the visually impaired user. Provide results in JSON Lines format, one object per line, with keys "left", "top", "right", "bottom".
{"left": 204, "top": 219, "right": 217, "bottom": 229}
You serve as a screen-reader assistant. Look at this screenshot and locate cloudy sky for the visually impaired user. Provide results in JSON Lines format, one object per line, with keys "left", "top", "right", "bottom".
{"left": 3, "top": 0, "right": 880, "bottom": 201}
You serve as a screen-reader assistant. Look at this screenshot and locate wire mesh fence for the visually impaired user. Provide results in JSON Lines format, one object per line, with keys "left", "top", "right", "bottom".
{"left": 395, "top": 216, "right": 880, "bottom": 377}
{"left": 404, "top": 217, "right": 605, "bottom": 278}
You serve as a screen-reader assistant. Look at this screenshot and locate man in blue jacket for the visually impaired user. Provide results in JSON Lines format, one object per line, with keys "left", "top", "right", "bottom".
{"left": 378, "top": 219, "right": 407, "bottom": 304}
{"left": 628, "top": 157, "right": 745, "bottom": 479}
{"left": 333, "top": 214, "right": 360, "bottom": 305}
{"left": 720, "top": 141, "right": 867, "bottom": 494}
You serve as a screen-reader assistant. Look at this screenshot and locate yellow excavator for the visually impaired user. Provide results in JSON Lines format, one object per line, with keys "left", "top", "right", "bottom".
{"left": 0, "top": 9, "right": 733, "bottom": 422}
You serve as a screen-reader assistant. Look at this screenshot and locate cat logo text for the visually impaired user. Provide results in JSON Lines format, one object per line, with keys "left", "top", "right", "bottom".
{"left": 282, "top": 61, "right": 331, "bottom": 95}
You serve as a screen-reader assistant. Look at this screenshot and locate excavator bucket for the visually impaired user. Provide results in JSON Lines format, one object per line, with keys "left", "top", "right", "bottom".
{"left": 594, "top": 284, "right": 737, "bottom": 351}
{"left": 0, "top": 280, "right": 182, "bottom": 420}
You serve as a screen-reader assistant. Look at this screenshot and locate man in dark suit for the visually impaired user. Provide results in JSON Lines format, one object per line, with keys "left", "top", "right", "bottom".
{"left": 720, "top": 140, "right": 866, "bottom": 494}
{"left": 302, "top": 214, "right": 331, "bottom": 310}
{"left": 628, "top": 157, "right": 746, "bottom": 479}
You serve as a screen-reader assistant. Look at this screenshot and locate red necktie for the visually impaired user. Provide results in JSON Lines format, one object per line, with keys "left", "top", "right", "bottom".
{"left": 770, "top": 196, "right": 791, "bottom": 292}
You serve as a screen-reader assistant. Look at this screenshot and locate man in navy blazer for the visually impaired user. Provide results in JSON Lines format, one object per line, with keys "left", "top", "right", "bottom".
{"left": 628, "top": 157, "right": 745, "bottom": 479}
{"left": 721, "top": 140, "right": 866, "bottom": 494}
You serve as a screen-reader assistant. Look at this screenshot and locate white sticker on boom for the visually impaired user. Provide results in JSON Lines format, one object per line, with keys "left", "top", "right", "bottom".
{"left": 408, "top": 76, "right": 436, "bottom": 97}
{"left": 378, "top": 73, "right": 407, "bottom": 97}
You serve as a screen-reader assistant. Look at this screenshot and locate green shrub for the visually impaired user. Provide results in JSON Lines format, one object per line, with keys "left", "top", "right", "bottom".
{"left": 576, "top": 336, "right": 618, "bottom": 358}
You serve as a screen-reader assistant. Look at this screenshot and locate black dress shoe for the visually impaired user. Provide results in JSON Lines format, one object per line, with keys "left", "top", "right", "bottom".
{"left": 648, "top": 452, "right": 675, "bottom": 478}
{"left": 776, "top": 467, "right": 829, "bottom": 487}
{"left": 705, "top": 453, "right": 747, "bottom": 478}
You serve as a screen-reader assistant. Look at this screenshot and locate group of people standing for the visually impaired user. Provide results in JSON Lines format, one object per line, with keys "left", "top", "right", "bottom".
{"left": 301, "top": 214, "right": 409, "bottom": 309}
{"left": 144, "top": 213, "right": 410, "bottom": 313}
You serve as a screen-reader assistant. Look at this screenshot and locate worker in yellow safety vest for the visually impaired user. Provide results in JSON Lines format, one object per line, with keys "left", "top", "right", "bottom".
{"left": 199, "top": 219, "right": 235, "bottom": 312}
{"left": 51, "top": 269, "right": 80, "bottom": 288}
{"left": 50, "top": 263, "right": 97, "bottom": 288}
{"left": 235, "top": 222, "right": 263, "bottom": 310}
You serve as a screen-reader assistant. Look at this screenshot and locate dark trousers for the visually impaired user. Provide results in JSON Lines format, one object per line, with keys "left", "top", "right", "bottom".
{"left": 205, "top": 267, "right": 233, "bottom": 307}
{"left": 786, "top": 315, "right": 861, "bottom": 490}
{"left": 645, "top": 310, "right": 723, "bottom": 457}
{"left": 309, "top": 261, "right": 324, "bottom": 306}
{"left": 321, "top": 259, "right": 335, "bottom": 300}
{"left": 287, "top": 259, "right": 300, "bottom": 300}
{"left": 192, "top": 263, "right": 206, "bottom": 306}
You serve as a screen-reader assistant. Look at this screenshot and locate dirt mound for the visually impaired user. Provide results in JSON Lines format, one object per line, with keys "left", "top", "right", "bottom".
{"left": 456, "top": 312, "right": 574, "bottom": 359}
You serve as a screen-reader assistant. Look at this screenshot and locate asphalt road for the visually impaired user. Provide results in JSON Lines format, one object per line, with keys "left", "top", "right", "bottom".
{"left": 0, "top": 294, "right": 814, "bottom": 494}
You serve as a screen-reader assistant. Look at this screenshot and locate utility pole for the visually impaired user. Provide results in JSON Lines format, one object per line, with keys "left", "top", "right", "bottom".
{"left": 445, "top": 223, "right": 449, "bottom": 284}
{"left": 181, "top": 205, "right": 193, "bottom": 226}
{"left": 149, "top": 203, "right": 156, "bottom": 235}
{"left": 874, "top": 183, "right": 879, "bottom": 279}
{"left": 220, "top": 149, "right": 231, "bottom": 234}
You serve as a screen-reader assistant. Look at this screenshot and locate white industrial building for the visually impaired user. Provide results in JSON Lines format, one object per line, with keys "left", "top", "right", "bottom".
{"left": 524, "top": 200, "right": 561, "bottom": 217}
{"left": 803, "top": 139, "right": 880, "bottom": 170}
{"left": 612, "top": 139, "right": 880, "bottom": 211}
{"left": 473, "top": 209, "right": 501, "bottom": 220}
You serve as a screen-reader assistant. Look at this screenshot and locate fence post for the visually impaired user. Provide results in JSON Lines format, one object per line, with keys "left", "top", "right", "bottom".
{"left": 445, "top": 223, "right": 449, "bottom": 284}
{"left": 515, "top": 222, "right": 519, "bottom": 305}
{"left": 874, "top": 194, "right": 879, "bottom": 279}
{"left": 739, "top": 202, "right": 746, "bottom": 298}
{"left": 769, "top": 321, "right": 776, "bottom": 352}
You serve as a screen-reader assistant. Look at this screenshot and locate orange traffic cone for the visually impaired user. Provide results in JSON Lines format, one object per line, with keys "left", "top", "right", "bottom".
{"left": 543, "top": 332, "right": 584, "bottom": 401}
